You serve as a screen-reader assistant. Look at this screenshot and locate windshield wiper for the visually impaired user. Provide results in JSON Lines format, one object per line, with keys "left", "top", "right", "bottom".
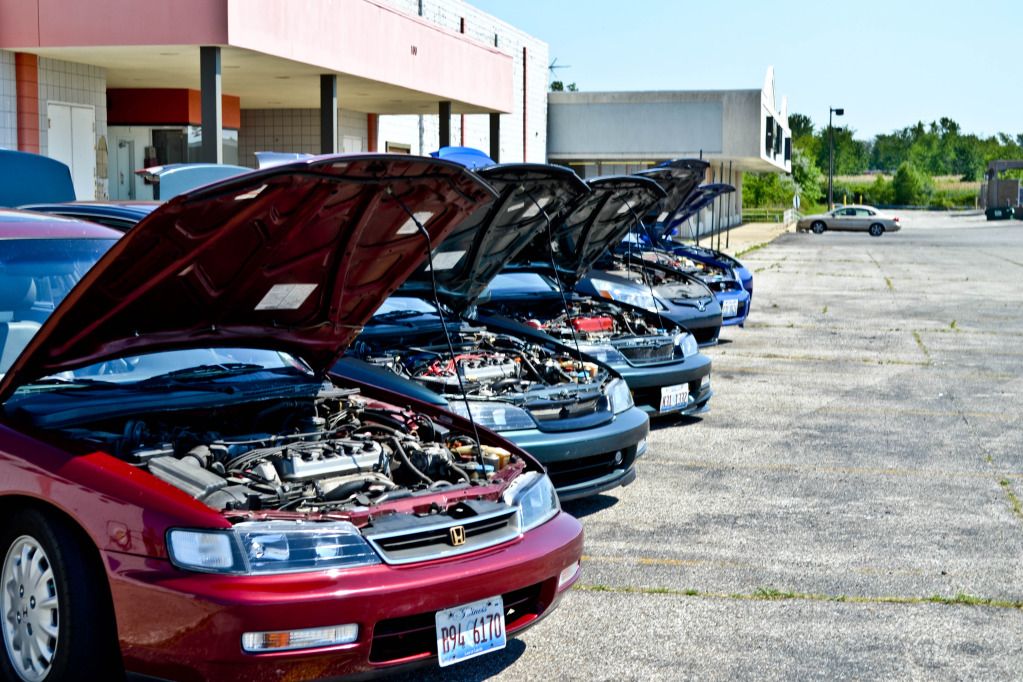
{"left": 371, "top": 309, "right": 431, "bottom": 322}
{"left": 137, "top": 362, "right": 270, "bottom": 384}
{"left": 22, "top": 376, "right": 118, "bottom": 389}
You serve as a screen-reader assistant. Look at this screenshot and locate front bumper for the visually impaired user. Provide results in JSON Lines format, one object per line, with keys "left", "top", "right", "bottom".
{"left": 716, "top": 289, "right": 751, "bottom": 327}
{"left": 110, "top": 512, "right": 584, "bottom": 682}
{"left": 612, "top": 353, "right": 712, "bottom": 417}
{"left": 502, "top": 405, "right": 649, "bottom": 500}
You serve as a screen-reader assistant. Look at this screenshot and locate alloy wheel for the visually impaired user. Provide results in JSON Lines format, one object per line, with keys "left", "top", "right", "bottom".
{"left": 2, "top": 536, "right": 59, "bottom": 682}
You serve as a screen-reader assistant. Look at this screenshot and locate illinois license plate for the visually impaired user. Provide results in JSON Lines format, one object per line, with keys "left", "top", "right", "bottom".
{"left": 435, "top": 596, "right": 506, "bottom": 667}
{"left": 659, "top": 384, "right": 689, "bottom": 412}
{"left": 722, "top": 299, "right": 739, "bottom": 317}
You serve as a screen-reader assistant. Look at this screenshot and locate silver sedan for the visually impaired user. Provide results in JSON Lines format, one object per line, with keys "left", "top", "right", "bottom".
{"left": 797, "top": 205, "right": 901, "bottom": 237}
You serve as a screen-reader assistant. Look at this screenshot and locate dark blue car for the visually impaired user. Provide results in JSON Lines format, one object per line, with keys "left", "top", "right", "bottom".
{"left": 635, "top": 160, "right": 753, "bottom": 325}
{"left": 477, "top": 173, "right": 714, "bottom": 417}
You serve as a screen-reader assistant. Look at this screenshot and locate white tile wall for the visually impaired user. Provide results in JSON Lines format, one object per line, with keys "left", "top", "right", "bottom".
{"left": 374, "top": 0, "right": 549, "bottom": 163}
{"left": 238, "top": 108, "right": 368, "bottom": 167}
{"left": 0, "top": 50, "right": 17, "bottom": 150}
{"left": 36, "top": 57, "right": 108, "bottom": 198}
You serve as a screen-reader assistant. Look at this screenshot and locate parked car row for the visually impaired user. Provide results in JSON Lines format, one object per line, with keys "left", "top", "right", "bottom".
{"left": 0, "top": 148, "right": 754, "bottom": 681}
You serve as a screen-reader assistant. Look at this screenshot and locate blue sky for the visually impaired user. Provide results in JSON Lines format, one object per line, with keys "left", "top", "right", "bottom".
{"left": 471, "top": 0, "right": 1020, "bottom": 140}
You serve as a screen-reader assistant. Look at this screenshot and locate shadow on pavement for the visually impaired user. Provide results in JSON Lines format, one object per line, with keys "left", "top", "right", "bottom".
{"left": 649, "top": 414, "right": 702, "bottom": 431}
{"left": 380, "top": 639, "right": 527, "bottom": 681}
{"left": 561, "top": 493, "right": 619, "bottom": 519}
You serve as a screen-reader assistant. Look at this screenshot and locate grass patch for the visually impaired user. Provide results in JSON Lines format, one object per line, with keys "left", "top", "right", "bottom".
{"left": 950, "top": 320, "right": 958, "bottom": 330}
{"left": 822, "top": 305, "right": 829, "bottom": 314}
{"left": 573, "top": 584, "right": 1023, "bottom": 610}
{"left": 912, "top": 330, "right": 931, "bottom": 362}
{"left": 999, "top": 479, "right": 1023, "bottom": 521}
{"left": 736, "top": 242, "right": 769, "bottom": 258}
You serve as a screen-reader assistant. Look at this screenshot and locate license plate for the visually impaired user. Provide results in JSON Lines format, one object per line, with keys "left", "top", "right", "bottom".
{"left": 659, "top": 384, "right": 689, "bottom": 412}
{"left": 722, "top": 299, "right": 739, "bottom": 317}
{"left": 436, "top": 596, "right": 506, "bottom": 667}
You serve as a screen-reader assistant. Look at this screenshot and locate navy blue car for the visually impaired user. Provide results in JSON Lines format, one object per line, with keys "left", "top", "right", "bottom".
{"left": 635, "top": 160, "right": 753, "bottom": 325}
{"left": 478, "top": 173, "right": 714, "bottom": 417}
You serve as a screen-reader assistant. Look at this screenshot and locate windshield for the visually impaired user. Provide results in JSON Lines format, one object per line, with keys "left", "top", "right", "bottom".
{"left": 29, "top": 348, "right": 300, "bottom": 388}
{"left": 485, "top": 272, "right": 562, "bottom": 295}
{"left": 0, "top": 238, "right": 115, "bottom": 375}
{"left": 373, "top": 296, "right": 439, "bottom": 316}
{"left": 1, "top": 237, "right": 305, "bottom": 392}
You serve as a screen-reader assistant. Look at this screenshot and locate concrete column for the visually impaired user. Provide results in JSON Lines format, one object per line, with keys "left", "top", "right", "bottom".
{"left": 199, "top": 46, "right": 222, "bottom": 164}
{"left": 438, "top": 101, "right": 451, "bottom": 149}
{"left": 366, "top": 114, "right": 378, "bottom": 152}
{"left": 489, "top": 113, "right": 500, "bottom": 163}
{"left": 320, "top": 74, "right": 338, "bottom": 154}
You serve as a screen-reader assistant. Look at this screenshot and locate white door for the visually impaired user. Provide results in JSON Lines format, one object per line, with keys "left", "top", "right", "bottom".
{"left": 47, "top": 102, "right": 96, "bottom": 200}
{"left": 113, "top": 139, "right": 135, "bottom": 200}
{"left": 47, "top": 103, "right": 73, "bottom": 170}
{"left": 342, "top": 135, "right": 364, "bottom": 153}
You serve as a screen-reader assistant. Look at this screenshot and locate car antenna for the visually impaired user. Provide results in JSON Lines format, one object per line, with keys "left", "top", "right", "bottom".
{"left": 390, "top": 189, "right": 485, "bottom": 468}
{"left": 525, "top": 189, "right": 585, "bottom": 365}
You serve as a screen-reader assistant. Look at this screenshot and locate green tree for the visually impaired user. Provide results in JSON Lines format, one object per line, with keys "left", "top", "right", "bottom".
{"left": 790, "top": 148, "right": 823, "bottom": 205}
{"left": 816, "top": 126, "right": 869, "bottom": 175}
{"left": 742, "top": 172, "right": 797, "bottom": 208}
{"left": 892, "top": 162, "right": 932, "bottom": 205}
{"left": 788, "top": 113, "right": 814, "bottom": 140}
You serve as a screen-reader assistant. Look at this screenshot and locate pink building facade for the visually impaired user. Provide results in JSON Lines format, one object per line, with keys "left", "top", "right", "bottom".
{"left": 0, "top": 0, "right": 548, "bottom": 200}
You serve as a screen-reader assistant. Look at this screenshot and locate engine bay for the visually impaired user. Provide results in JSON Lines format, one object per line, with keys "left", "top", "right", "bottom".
{"left": 482, "top": 297, "right": 682, "bottom": 364}
{"left": 609, "top": 251, "right": 739, "bottom": 297}
{"left": 53, "top": 383, "right": 521, "bottom": 514}
{"left": 352, "top": 329, "right": 609, "bottom": 404}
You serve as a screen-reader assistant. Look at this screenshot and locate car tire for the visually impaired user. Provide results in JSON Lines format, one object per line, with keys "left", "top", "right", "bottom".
{"left": 869, "top": 223, "right": 884, "bottom": 237}
{"left": 0, "top": 509, "right": 122, "bottom": 682}
{"left": 811, "top": 221, "right": 826, "bottom": 234}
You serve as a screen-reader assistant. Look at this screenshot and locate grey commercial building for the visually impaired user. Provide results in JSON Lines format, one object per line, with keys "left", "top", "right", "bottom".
{"left": 547, "top": 68, "right": 791, "bottom": 232}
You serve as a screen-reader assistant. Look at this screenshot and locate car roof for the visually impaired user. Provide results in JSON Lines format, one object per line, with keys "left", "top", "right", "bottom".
{"left": 0, "top": 208, "right": 122, "bottom": 239}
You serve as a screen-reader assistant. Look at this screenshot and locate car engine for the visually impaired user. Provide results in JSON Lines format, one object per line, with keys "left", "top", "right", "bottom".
{"left": 482, "top": 297, "right": 682, "bottom": 364}
{"left": 54, "top": 383, "right": 519, "bottom": 513}
{"left": 609, "top": 251, "right": 737, "bottom": 299}
{"left": 352, "top": 329, "right": 607, "bottom": 405}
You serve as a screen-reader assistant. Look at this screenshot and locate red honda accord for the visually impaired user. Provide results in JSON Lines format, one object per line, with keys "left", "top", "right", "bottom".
{"left": 0, "top": 156, "right": 583, "bottom": 682}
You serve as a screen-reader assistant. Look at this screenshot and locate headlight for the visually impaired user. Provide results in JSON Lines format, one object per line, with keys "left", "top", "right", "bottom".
{"left": 575, "top": 343, "right": 627, "bottom": 364}
{"left": 447, "top": 400, "right": 537, "bottom": 431}
{"left": 673, "top": 332, "right": 699, "bottom": 358}
{"left": 167, "top": 521, "right": 380, "bottom": 575}
{"left": 503, "top": 471, "right": 560, "bottom": 531}
{"left": 590, "top": 278, "right": 659, "bottom": 312}
{"left": 607, "top": 377, "right": 634, "bottom": 414}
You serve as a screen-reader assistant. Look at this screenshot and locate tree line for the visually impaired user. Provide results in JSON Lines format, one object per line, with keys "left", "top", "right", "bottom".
{"left": 743, "top": 114, "right": 1023, "bottom": 209}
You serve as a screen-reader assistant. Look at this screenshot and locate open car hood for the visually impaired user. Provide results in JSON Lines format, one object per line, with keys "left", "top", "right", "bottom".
{"left": 635, "top": 159, "right": 708, "bottom": 236}
{"left": 514, "top": 175, "right": 666, "bottom": 287}
{"left": 402, "top": 164, "right": 588, "bottom": 312}
{"left": 671, "top": 180, "right": 736, "bottom": 235}
{"left": 0, "top": 155, "right": 496, "bottom": 401}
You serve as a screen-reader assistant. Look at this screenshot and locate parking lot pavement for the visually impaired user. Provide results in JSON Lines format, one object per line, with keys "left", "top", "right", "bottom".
{"left": 386, "top": 212, "right": 1023, "bottom": 681}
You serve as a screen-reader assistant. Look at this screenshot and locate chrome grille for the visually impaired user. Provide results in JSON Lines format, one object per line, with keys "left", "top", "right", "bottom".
{"left": 364, "top": 508, "right": 519, "bottom": 565}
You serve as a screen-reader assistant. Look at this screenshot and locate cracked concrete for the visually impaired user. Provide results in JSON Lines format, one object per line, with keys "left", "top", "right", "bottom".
{"left": 386, "top": 211, "right": 1023, "bottom": 681}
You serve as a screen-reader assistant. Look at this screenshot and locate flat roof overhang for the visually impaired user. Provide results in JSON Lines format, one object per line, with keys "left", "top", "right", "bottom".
{"left": 547, "top": 153, "right": 787, "bottom": 174}
{"left": 0, "top": 0, "right": 514, "bottom": 114}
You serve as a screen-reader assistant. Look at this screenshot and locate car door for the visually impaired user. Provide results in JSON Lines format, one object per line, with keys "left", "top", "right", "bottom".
{"left": 850, "top": 208, "right": 874, "bottom": 231}
{"left": 831, "top": 208, "right": 856, "bottom": 231}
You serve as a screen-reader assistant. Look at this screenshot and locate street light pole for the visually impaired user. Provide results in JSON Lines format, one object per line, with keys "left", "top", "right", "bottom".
{"left": 828, "top": 107, "right": 844, "bottom": 210}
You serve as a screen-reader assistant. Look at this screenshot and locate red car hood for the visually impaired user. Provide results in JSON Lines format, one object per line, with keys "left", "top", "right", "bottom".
{"left": 0, "top": 154, "right": 496, "bottom": 401}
